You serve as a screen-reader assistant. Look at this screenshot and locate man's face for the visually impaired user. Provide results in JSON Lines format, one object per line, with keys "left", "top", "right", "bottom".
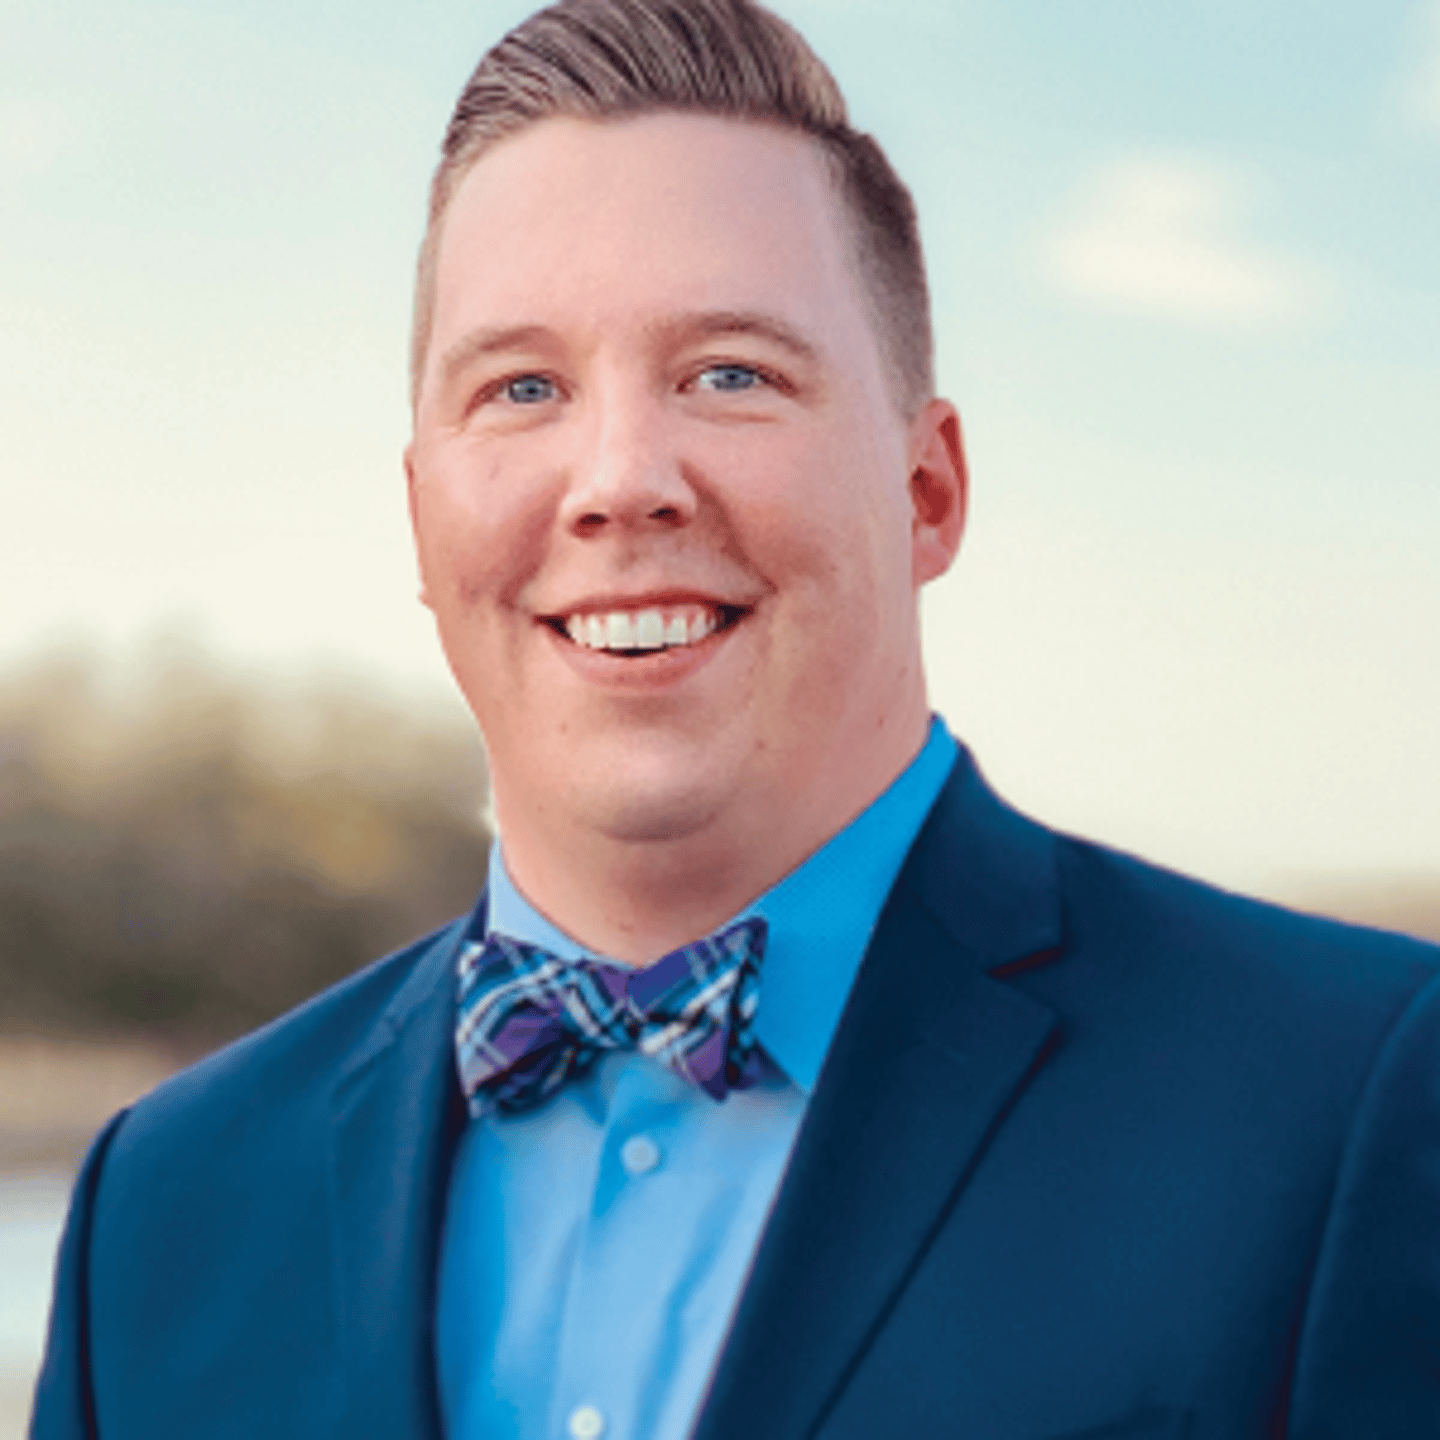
{"left": 407, "top": 113, "right": 962, "bottom": 868}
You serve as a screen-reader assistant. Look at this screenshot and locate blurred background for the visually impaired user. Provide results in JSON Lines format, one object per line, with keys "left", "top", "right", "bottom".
{"left": 2, "top": 0, "right": 1437, "bottom": 1430}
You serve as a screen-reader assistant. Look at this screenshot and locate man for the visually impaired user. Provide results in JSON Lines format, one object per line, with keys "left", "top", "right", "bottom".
{"left": 31, "top": 1, "right": 1440, "bottom": 1436}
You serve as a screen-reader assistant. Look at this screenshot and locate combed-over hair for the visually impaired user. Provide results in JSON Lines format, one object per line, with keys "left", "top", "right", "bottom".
{"left": 411, "top": 0, "right": 934, "bottom": 416}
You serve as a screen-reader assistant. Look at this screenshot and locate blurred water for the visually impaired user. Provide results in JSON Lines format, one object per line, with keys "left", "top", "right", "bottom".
{"left": 0, "top": 1172, "right": 68, "bottom": 1440}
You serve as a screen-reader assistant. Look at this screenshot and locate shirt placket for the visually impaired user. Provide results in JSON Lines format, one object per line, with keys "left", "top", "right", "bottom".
{"left": 551, "top": 1059, "right": 685, "bottom": 1440}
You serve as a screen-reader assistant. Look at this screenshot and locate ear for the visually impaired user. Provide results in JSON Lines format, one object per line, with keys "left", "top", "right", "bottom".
{"left": 906, "top": 398, "right": 967, "bottom": 586}
{"left": 403, "top": 444, "right": 434, "bottom": 611}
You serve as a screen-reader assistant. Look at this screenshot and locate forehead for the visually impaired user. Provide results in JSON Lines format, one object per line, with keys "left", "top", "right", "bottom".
{"left": 426, "top": 112, "right": 879, "bottom": 374}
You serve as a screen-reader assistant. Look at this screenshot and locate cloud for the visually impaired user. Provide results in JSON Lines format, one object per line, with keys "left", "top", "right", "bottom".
{"left": 1039, "top": 155, "right": 1317, "bottom": 329}
{"left": 1398, "top": 0, "right": 1440, "bottom": 133}
{"left": 0, "top": 94, "right": 65, "bottom": 178}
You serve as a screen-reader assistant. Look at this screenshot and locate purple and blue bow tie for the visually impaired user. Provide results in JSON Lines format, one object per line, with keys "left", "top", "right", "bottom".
{"left": 455, "top": 917, "right": 769, "bottom": 1117}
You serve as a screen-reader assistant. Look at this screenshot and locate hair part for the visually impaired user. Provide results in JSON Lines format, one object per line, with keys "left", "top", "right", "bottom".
{"left": 410, "top": 0, "right": 934, "bottom": 418}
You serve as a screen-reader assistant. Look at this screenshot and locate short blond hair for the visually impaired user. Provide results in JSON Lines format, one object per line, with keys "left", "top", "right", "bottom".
{"left": 411, "top": 0, "right": 934, "bottom": 416}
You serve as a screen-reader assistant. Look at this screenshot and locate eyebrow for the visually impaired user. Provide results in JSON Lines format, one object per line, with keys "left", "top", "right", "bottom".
{"left": 437, "top": 310, "right": 822, "bottom": 393}
{"left": 655, "top": 310, "right": 822, "bottom": 367}
{"left": 437, "top": 324, "right": 555, "bottom": 392}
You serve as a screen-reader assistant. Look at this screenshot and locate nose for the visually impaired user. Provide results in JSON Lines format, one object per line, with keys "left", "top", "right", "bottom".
{"left": 556, "top": 387, "right": 698, "bottom": 538}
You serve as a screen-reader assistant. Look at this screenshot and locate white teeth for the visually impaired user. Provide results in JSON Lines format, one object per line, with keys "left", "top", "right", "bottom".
{"left": 634, "top": 609, "right": 665, "bottom": 649}
{"left": 561, "top": 604, "right": 730, "bottom": 652}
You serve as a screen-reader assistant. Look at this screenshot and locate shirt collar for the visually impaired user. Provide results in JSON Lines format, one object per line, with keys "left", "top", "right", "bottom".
{"left": 483, "top": 716, "right": 957, "bottom": 1096}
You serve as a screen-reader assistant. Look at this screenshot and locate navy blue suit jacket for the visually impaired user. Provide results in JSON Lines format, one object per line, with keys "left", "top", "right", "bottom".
{"left": 31, "top": 746, "right": 1440, "bottom": 1438}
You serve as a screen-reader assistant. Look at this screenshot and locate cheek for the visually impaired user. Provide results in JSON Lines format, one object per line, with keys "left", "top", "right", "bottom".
{"left": 753, "top": 467, "right": 913, "bottom": 690}
{"left": 749, "top": 450, "right": 908, "bottom": 606}
{"left": 724, "top": 434, "right": 846, "bottom": 561}
{"left": 416, "top": 446, "right": 555, "bottom": 610}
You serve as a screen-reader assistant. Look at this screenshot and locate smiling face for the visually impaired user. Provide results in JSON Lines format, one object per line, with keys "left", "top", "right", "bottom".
{"left": 407, "top": 113, "right": 964, "bottom": 945}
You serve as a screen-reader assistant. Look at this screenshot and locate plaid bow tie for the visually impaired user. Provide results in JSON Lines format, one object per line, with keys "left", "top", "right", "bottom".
{"left": 455, "top": 917, "right": 769, "bottom": 1117}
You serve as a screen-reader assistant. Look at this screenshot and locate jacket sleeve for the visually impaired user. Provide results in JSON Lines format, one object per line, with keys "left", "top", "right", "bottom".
{"left": 28, "top": 1110, "right": 129, "bottom": 1440}
{"left": 1287, "top": 969, "right": 1440, "bottom": 1436}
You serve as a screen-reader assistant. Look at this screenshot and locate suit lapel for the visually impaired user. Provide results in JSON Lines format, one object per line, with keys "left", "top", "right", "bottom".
{"left": 326, "top": 919, "right": 470, "bottom": 1438}
{"left": 694, "top": 749, "right": 1065, "bottom": 1440}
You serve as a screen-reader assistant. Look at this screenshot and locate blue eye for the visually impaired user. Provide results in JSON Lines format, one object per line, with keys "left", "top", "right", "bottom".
{"left": 696, "top": 364, "right": 763, "bottom": 393}
{"left": 504, "top": 374, "right": 556, "bottom": 404}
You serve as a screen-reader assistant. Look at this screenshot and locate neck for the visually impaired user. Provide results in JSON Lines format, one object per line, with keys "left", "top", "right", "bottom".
{"left": 493, "top": 710, "right": 932, "bottom": 965}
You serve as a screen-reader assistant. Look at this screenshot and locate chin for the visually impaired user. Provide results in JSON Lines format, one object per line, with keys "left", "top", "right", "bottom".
{"left": 527, "top": 714, "right": 722, "bottom": 828}
{"left": 580, "top": 779, "right": 728, "bottom": 846}
{"left": 551, "top": 738, "right": 733, "bottom": 845}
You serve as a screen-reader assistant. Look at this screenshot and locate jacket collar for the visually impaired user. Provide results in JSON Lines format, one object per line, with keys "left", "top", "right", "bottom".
{"left": 694, "top": 744, "right": 1065, "bottom": 1440}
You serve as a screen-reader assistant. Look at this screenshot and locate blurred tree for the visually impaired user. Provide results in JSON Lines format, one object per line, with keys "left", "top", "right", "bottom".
{"left": 3, "top": 639, "right": 1434, "bottom": 1047}
{"left": 0, "top": 638, "right": 489, "bottom": 1045}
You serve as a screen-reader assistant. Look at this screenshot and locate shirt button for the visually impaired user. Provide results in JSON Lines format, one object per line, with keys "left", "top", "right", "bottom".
{"left": 620, "top": 1133, "right": 661, "bottom": 1175}
{"left": 567, "top": 1404, "right": 606, "bottom": 1438}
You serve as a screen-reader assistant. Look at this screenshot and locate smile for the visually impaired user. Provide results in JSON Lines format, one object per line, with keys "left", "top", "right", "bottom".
{"left": 546, "top": 603, "right": 747, "bottom": 655}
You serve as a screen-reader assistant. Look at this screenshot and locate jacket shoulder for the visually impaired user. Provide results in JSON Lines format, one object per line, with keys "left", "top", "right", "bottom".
{"left": 916, "top": 743, "right": 1440, "bottom": 1012}
{"left": 105, "top": 915, "right": 467, "bottom": 1170}
{"left": 1056, "top": 833, "right": 1440, "bottom": 1000}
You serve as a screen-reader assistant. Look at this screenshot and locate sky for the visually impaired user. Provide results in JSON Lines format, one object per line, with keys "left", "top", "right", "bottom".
{"left": 2, "top": 0, "right": 1437, "bottom": 896}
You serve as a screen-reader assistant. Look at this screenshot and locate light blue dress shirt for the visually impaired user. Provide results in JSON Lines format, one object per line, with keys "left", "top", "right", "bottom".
{"left": 437, "top": 718, "right": 957, "bottom": 1440}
